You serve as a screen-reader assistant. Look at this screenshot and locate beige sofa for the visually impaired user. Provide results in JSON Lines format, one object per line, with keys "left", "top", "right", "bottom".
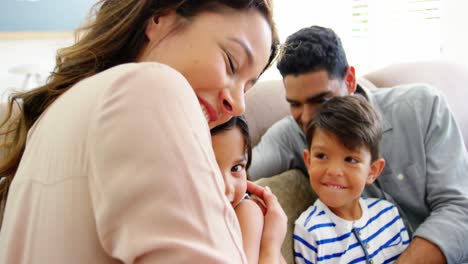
{"left": 245, "top": 61, "right": 468, "bottom": 263}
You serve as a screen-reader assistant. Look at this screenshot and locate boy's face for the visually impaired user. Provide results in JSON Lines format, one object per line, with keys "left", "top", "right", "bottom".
{"left": 211, "top": 128, "right": 248, "bottom": 208}
{"left": 303, "top": 128, "right": 384, "bottom": 219}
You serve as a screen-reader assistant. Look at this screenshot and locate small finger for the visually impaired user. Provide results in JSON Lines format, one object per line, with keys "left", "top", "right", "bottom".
{"left": 246, "top": 181, "right": 265, "bottom": 199}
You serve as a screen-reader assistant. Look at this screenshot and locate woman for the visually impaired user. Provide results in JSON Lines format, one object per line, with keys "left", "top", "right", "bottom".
{"left": 0, "top": 1, "right": 286, "bottom": 263}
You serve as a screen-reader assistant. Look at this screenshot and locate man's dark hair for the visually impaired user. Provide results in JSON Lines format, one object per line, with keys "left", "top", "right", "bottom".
{"left": 305, "top": 95, "right": 382, "bottom": 162}
{"left": 277, "top": 25, "right": 349, "bottom": 79}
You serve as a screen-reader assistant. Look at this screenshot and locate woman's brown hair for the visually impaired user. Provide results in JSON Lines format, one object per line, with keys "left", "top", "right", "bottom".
{"left": 0, "top": 0, "right": 279, "bottom": 191}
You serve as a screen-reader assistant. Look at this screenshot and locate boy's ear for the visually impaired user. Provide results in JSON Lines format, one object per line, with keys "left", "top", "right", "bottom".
{"left": 366, "top": 158, "right": 385, "bottom": 184}
{"left": 303, "top": 149, "right": 311, "bottom": 171}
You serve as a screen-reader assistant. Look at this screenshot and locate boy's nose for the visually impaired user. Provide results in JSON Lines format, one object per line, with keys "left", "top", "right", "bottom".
{"left": 326, "top": 165, "right": 344, "bottom": 177}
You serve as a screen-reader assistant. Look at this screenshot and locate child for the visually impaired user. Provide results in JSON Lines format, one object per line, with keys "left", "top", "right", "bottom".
{"left": 210, "top": 116, "right": 264, "bottom": 264}
{"left": 294, "top": 95, "right": 410, "bottom": 264}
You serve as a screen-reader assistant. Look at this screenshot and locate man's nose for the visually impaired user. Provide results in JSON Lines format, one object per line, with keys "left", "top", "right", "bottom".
{"left": 301, "top": 105, "right": 313, "bottom": 127}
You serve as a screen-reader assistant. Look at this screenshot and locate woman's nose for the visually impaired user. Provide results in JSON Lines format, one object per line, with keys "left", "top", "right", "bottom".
{"left": 220, "top": 86, "right": 245, "bottom": 116}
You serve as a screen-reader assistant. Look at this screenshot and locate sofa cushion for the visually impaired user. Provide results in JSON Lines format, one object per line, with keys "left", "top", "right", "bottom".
{"left": 245, "top": 80, "right": 290, "bottom": 146}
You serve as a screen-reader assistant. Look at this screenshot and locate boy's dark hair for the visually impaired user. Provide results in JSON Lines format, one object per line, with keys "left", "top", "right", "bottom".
{"left": 276, "top": 25, "right": 348, "bottom": 79}
{"left": 305, "top": 95, "right": 382, "bottom": 162}
{"left": 210, "top": 115, "right": 252, "bottom": 171}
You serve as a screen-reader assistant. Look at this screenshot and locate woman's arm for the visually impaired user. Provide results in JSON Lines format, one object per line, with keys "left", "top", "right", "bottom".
{"left": 235, "top": 199, "right": 264, "bottom": 264}
{"left": 88, "top": 64, "right": 246, "bottom": 263}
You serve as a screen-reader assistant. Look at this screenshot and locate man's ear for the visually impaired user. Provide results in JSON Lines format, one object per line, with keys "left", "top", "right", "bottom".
{"left": 345, "top": 66, "right": 357, "bottom": 94}
{"left": 366, "top": 158, "right": 385, "bottom": 184}
{"left": 303, "top": 149, "right": 311, "bottom": 171}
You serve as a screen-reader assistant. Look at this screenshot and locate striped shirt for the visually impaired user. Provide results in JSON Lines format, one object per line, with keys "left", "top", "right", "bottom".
{"left": 294, "top": 198, "right": 410, "bottom": 264}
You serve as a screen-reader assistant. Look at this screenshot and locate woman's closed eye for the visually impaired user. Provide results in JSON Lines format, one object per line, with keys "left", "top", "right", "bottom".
{"left": 225, "top": 50, "right": 237, "bottom": 74}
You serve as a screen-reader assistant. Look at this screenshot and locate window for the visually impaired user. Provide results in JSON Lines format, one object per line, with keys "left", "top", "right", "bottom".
{"left": 261, "top": 0, "right": 443, "bottom": 80}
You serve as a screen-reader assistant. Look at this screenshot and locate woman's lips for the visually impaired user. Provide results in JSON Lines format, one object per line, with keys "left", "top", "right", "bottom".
{"left": 198, "top": 97, "right": 218, "bottom": 122}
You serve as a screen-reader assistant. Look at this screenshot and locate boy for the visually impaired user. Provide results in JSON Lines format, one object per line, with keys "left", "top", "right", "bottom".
{"left": 294, "top": 95, "right": 409, "bottom": 264}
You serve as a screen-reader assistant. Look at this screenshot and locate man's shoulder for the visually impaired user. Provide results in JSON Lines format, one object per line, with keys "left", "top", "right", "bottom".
{"left": 269, "top": 115, "right": 298, "bottom": 131}
{"left": 261, "top": 115, "right": 302, "bottom": 141}
{"left": 369, "top": 83, "right": 441, "bottom": 110}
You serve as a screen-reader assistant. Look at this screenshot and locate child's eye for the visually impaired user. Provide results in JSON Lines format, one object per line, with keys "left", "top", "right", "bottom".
{"left": 314, "top": 153, "right": 327, "bottom": 160}
{"left": 231, "top": 164, "right": 244, "bottom": 172}
{"left": 345, "top": 157, "right": 359, "bottom": 163}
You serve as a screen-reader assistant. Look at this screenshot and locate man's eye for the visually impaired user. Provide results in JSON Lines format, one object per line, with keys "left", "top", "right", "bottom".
{"left": 231, "top": 164, "right": 244, "bottom": 172}
{"left": 319, "top": 97, "right": 332, "bottom": 103}
{"left": 289, "top": 102, "right": 301, "bottom": 108}
{"left": 345, "top": 157, "right": 359, "bottom": 163}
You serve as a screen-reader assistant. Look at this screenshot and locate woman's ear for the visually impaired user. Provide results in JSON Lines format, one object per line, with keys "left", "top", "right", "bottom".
{"left": 366, "top": 158, "right": 385, "bottom": 184}
{"left": 145, "top": 11, "right": 179, "bottom": 44}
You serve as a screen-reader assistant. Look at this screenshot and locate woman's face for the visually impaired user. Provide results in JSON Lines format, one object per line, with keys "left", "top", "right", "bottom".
{"left": 211, "top": 127, "right": 248, "bottom": 207}
{"left": 139, "top": 8, "right": 272, "bottom": 129}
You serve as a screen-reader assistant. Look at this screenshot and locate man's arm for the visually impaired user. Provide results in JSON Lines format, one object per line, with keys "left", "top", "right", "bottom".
{"left": 398, "top": 86, "right": 468, "bottom": 263}
{"left": 249, "top": 116, "right": 307, "bottom": 180}
{"left": 396, "top": 237, "right": 446, "bottom": 264}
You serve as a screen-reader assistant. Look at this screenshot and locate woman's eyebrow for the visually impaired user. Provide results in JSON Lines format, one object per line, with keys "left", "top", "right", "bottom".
{"left": 228, "top": 37, "right": 254, "bottom": 66}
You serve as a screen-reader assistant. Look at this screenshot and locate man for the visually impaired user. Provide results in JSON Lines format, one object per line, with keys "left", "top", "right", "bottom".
{"left": 249, "top": 25, "right": 468, "bottom": 263}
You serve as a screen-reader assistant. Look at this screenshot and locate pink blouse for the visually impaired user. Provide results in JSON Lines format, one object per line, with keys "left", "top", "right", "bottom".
{"left": 0, "top": 63, "right": 246, "bottom": 263}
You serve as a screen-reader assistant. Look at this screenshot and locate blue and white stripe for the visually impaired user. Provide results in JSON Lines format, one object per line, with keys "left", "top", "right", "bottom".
{"left": 294, "top": 198, "right": 410, "bottom": 264}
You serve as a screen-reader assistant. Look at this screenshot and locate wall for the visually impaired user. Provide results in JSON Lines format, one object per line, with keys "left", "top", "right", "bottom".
{"left": 0, "top": 0, "right": 95, "bottom": 31}
{"left": 441, "top": 0, "right": 468, "bottom": 65}
{"left": 0, "top": 0, "right": 467, "bottom": 94}
{"left": 0, "top": 36, "right": 73, "bottom": 100}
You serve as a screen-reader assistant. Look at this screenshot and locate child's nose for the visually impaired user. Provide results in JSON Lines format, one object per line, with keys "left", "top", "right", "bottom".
{"left": 225, "top": 181, "right": 235, "bottom": 202}
{"left": 326, "top": 165, "right": 344, "bottom": 177}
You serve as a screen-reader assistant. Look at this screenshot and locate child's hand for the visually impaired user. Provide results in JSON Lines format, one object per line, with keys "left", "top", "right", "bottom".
{"left": 247, "top": 181, "right": 287, "bottom": 263}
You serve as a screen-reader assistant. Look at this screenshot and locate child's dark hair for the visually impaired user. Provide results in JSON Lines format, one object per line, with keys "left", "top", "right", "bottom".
{"left": 210, "top": 115, "right": 252, "bottom": 171}
{"left": 305, "top": 95, "right": 383, "bottom": 162}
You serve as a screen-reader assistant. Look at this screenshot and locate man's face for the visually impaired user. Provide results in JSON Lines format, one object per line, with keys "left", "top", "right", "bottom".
{"left": 284, "top": 70, "right": 352, "bottom": 133}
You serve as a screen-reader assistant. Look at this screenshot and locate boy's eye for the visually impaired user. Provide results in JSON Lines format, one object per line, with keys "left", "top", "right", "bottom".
{"left": 314, "top": 153, "right": 327, "bottom": 160}
{"left": 345, "top": 157, "right": 359, "bottom": 163}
